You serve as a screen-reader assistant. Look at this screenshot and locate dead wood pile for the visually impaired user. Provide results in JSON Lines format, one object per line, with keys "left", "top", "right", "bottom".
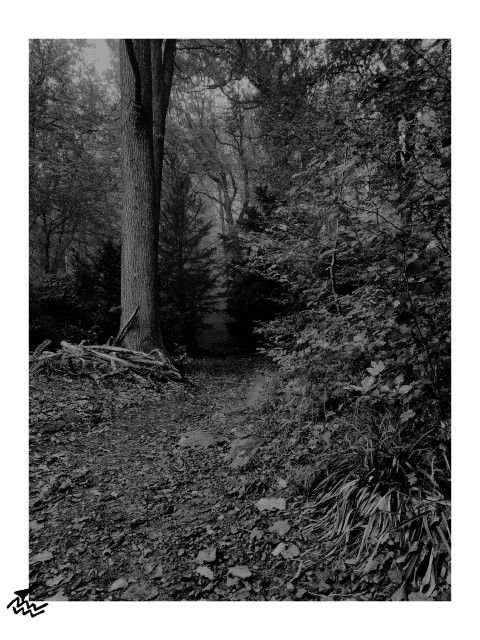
{"left": 29, "top": 340, "right": 184, "bottom": 385}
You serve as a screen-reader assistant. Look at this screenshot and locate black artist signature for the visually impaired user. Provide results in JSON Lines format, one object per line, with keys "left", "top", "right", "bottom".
{"left": 6, "top": 589, "right": 49, "bottom": 617}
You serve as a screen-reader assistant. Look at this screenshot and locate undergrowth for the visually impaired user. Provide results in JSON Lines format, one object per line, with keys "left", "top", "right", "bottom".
{"left": 254, "top": 370, "right": 451, "bottom": 598}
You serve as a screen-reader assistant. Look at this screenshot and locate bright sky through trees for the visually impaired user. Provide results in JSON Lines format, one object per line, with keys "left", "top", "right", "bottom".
{"left": 83, "top": 39, "right": 112, "bottom": 74}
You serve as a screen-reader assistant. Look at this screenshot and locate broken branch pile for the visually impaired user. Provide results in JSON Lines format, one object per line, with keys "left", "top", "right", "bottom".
{"left": 29, "top": 340, "right": 183, "bottom": 385}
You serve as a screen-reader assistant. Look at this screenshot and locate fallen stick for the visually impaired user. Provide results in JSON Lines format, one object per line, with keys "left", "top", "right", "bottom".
{"left": 127, "top": 357, "right": 167, "bottom": 367}
{"left": 88, "top": 348, "right": 143, "bottom": 369}
{"left": 34, "top": 339, "right": 53, "bottom": 355}
{"left": 60, "top": 341, "right": 84, "bottom": 354}
{"left": 84, "top": 344, "right": 151, "bottom": 357}
{"left": 112, "top": 305, "right": 140, "bottom": 346}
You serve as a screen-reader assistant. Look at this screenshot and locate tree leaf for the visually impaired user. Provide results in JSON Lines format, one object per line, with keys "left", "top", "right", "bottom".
{"left": 255, "top": 497, "right": 286, "bottom": 511}
{"left": 228, "top": 566, "right": 252, "bottom": 579}
{"left": 196, "top": 547, "right": 217, "bottom": 563}
{"left": 226, "top": 576, "right": 239, "bottom": 587}
{"left": 178, "top": 430, "right": 224, "bottom": 449}
{"left": 408, "top": 590, "right": 430, "bottom": 601}
{"left": 353, "top": 332, "right": 366, "bottom": 343}
{"left": 400, "top": 409, "right": 415, "bottom": 423}
{"left": 391, "top": 583, "right": 407, "bottom": 601}
{"left": 364, "top": 558, "right": 380, "bottom": 573}
{"left": 398, "top": 384, "right": 412, "bottom": 395}
{"left": 122, "top": 581, "right": 158, "bottom": 600}
{"left": 230, "top": 455, "right": 250, "bottom": 469}
{"left": 269, "top": 520, "right": 291, "bottom": 537}
{"left": 281, "top": 544, "right": 300, "bottom": 559}
{"left": 31, "top": 550, "right": 53, "bottom": 563}
{"left": 109, "top": 577, "right": 128, "bottom": 591}
{"left": 361, "top": 376, "right": 375, "bottom": 391}
{"left": 366, "top": 360, "right": 385, "bottom": 376}
{"left": 388, "top": 567, "right": 404, "bottom": 585}
{"left": 47, "top": 573, "right": 67, "bottom": 588}
{"left": 196, "top": 566, "right": 214, "bottom": 580}
{"left": 48, "top": 590, "right": 69, "bottom": 601}
{"left": 249, "top": 527, "right": 263, "bottom": 540}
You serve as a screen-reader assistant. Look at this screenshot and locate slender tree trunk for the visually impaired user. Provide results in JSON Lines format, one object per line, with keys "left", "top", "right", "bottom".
{"left": 236, "top": 162, "right": 250, "bottom": 225}
{"left": 398, "top": 111, "right": 415, "bottom": 226}
{"left": 40, "top": 212, "right": 51, "bottom": 274}
{"left": 43, "top": 231, "right": 50, "bottom": 275}
{"left": 120, "top": 39, "right": 163, "bottom": 351}
{"left": 151, "top": 39, "right": 176, "bottom": 220}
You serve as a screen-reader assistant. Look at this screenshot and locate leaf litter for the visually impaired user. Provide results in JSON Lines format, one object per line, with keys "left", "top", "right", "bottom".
{"left": 29, "top": 356, "right": 447, "bottom": 601}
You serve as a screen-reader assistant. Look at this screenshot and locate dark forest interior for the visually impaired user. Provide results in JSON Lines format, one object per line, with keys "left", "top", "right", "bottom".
{"left": 29, "top": 39, "right": 450, "bottom": 603}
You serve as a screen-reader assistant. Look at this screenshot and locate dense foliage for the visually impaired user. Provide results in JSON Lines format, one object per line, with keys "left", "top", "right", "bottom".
{"left": 226, "top": 186, "right": 290, "bottom": 345}
{"left": 233, "top": 39, "right": 451, "bottom": 590}
{"left": 29, "top": 240, "right": 121, "bottom": 348}
{"left": 29, "top": 40, "right": 119, "bottom": 277}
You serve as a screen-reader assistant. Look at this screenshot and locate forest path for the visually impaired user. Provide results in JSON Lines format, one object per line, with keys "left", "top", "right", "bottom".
{"left": 29, "top": 356, "right": 319, "bottom": 602}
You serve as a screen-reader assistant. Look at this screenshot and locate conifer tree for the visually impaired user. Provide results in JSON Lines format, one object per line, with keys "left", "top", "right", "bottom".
{"left": 159, "top": 166, "right": 217, "bottom": 350}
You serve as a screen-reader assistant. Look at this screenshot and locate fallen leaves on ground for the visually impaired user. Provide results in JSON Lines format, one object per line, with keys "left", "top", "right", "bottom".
{"left": 29, "top": 356, "right": 449, "bottom": 602}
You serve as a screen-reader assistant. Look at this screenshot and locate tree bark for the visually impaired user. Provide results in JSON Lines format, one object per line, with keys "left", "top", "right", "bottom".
{"left": 120, "top": 39, "right": 163, "bottom": 352}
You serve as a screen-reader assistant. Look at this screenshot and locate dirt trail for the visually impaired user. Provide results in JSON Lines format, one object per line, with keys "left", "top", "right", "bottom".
{"left": 29, "top": 356, "right": 316, "bottom": 601}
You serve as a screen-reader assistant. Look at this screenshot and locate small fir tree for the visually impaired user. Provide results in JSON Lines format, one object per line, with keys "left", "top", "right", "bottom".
{"left": 159, "top": 170, "right": 217, "bottom": 351}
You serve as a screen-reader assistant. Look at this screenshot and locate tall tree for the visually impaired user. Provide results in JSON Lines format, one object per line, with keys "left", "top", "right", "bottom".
{"left": 119, "top": 39, "right": 176, "bottom": 352}
{"left": 29, "top": 39, "right": 118, "bottom": 276}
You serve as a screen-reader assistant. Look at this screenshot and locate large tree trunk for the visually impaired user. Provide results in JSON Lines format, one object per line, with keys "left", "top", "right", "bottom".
{"left": 120, "top": 40, "right": 163, "bottom": 352}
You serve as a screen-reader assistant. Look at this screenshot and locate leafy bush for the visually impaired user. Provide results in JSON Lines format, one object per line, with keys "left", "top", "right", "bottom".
{"left": 29, "top": 240, "right": 121, "bottom": 349}
{"left": 241, "top": 40, "right": 451, "bottom": 594}
{"left": 30, "top": 275, "right": 87, "bottom": 349}
{"left": 227, "top": 186, "right": 292, "bottom": 346}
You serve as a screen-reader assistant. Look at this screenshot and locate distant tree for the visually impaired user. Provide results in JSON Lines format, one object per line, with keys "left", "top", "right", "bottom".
{"left": 159, "top": 165, "right": 217, "bottom": 351}
{"left": 168, "top": 49, "right": 259, "bottom": 266}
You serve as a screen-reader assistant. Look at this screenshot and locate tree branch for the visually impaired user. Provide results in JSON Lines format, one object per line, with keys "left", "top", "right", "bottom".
{"left": 124, "top": 40, "right": 142, "bottom": 108}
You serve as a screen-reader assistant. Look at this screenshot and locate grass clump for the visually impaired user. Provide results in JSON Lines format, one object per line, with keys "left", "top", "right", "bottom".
{"left": 302, "top": 411, "right": 450, "bottom": 596}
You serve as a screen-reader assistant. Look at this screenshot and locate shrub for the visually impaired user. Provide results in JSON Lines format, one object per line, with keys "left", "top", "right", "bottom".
{"left": 29, "top": 275, "right": 86, "bottom": 349}
{"left": 29, "top": 240, "right": 121, "bottom": 350}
